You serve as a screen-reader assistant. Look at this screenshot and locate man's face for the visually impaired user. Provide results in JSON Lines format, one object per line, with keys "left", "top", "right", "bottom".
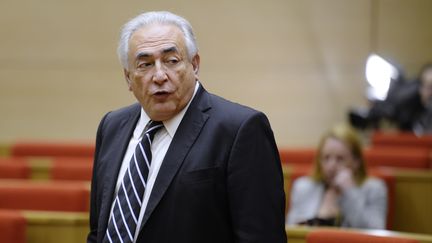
{"left": 125, "top": 23, "right": 200, "bottom": 121}
{"left": 420, "top": 68, "right": 432, "bottom": 109}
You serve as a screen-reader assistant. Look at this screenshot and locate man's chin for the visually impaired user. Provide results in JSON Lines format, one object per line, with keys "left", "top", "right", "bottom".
{"left": 147, "top": 107, "right": 177, "bottom": 121}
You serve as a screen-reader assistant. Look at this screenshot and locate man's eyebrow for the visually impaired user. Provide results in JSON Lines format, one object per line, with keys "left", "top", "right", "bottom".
{"left": 136, "top": 47, "right": 179, "bottom": 60}
{"left": 162, "top": 46, "right": 178, "bottom": 54}
{"left": 136, "top": 52, "right": 151, "bottom": 59}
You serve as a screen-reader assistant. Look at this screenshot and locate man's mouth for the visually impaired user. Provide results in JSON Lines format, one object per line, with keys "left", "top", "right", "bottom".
{"left": 152, "top": 90, "right": 172, "bottom": 99}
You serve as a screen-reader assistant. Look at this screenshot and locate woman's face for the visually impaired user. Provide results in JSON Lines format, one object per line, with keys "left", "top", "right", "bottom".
{"left": 319, "top": 137, "right": 357, "bottom": 184}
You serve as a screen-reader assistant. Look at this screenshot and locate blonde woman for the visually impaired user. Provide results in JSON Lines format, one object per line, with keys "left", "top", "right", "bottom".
{"left": 286, "top": 124, "right": 387, "bottom": 229}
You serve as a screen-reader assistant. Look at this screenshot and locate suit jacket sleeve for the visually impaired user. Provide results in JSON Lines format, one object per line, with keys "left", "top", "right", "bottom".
{"left": 227, "top": 112, "right": 287, "bottom": 243}
{"left": 87, "top": 112, "right": 110, "bottom": 243}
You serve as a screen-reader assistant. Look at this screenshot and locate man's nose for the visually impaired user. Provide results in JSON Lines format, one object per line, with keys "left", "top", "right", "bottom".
{"left": 152, "top": 62, "right": 168, "bottom": 84}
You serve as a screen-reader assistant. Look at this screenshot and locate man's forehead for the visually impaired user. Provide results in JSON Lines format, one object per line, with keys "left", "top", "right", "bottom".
{"left": 129, "top": 24, "right": 185, "bottom": 56}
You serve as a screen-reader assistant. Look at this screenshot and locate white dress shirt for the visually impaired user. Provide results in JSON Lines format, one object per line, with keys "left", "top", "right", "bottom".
{"left": 109, "top": 82, "right": 199, "bottom": 242}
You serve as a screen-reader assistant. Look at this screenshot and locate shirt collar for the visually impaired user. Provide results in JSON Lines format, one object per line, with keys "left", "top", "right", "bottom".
{"left": 136, "top": 81, "right": 200, "bottom": 139}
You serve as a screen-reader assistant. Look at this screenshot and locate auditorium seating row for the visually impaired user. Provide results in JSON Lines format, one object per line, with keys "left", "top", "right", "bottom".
{"left": 1, "top": 145, "right": 430, "bottom": 182}
{"left": 0, "top": 141, "right": 95, "bottom": 157}
{"left": 0, "top": 180, "right": 90, "bottom": 212}
{"left": 0, "top": 179, "right": 90, "bottom": 243}
{"left": 0, "top": 157, "right": 92, "bottom": 181}
{"left": 279, "top": 146, "right": 432, "bottom": 169}
{"left": 2, "top": 209, "right": 432, "bottom": 243}
{"left": 280, "top": 131, "right": 432, "bottom": 168}
{"left": 0, "top": 132, "right": 431, "bottom": 242}
{"left": 372, "top": 131, "right": 432, "bottom": 149}
{"left": 0, "top": 132, "right": 430, "bottom": 157}
{"left": 286, "top": 226, "right": 432, "bottom": 243}
{"left": 0, "top": 164, "right": 430, "bottom": 235}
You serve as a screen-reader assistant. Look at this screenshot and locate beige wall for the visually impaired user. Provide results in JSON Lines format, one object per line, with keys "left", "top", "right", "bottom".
{"left": 0, "top": 0, "right": 431, "bottom": 147}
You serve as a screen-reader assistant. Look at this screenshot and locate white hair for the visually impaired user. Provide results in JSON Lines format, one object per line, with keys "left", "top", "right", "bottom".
{"left": 117, "top": 11, "right": 198, "bottom": 70}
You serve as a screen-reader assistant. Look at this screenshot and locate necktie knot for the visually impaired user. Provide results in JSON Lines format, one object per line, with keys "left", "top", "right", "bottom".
{"left": 144, "top": 120, "right": 164, "bottom": 141}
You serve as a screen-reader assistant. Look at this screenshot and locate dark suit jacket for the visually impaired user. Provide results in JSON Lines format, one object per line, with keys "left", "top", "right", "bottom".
{"left": 87, "top": 85, "right": 287, "bottom": 243}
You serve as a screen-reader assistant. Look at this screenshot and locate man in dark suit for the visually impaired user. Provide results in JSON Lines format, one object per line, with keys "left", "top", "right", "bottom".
{"left": 87, "top": 11, "right": 287, "bottom": 243}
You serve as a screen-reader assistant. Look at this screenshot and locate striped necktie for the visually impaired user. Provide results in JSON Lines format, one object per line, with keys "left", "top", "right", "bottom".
{"left": 104, "top": 120, "right": 163, "bottom": 243}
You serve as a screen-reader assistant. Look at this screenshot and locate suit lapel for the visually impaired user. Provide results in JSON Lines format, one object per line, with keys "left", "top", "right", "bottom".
{"left": 140, "top": 86, "right": 211, "bottom": 227}
{"left": 97, "top": 104, "right": 141, "bottom": 241}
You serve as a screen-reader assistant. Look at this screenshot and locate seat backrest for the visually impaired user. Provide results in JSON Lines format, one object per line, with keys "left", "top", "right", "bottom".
{"left": 51, "top": 159, "right": 93, "bottom": 181}
{"left": 0, "top": 180, "right": 90, "bottom": 212}
{"left": 306, "top": 229, "right": 419, "bottom": 243}
{"left": 372, "top": 132, "right": 432, "bottom": 149}
{"left": 0, "top": 209, "right": 26, "bottom": 243}
{"left": 279, "top": 148, "right": 316, "bottom": 165}
{"left": 0, "top": 158, "right": 31, "bottom": 179}
{"left": 11, "top": 141, "right": 95, "bottom": 157}
{"left": 365, "top": 147, "right": 431, "bottom": 169}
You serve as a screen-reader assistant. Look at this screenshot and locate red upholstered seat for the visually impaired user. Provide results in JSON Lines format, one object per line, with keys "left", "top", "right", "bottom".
{"left": 11, "top": 141, "right": 95, "bottom": 157}
{"left": 0, "top": 158, "right": 31, "bottom": 179}
{"left": 372, "top": 132, "right": 432, "bottom": 149}
{"left": 306, "top": 229, "right": 419, "bottom": 243}
{"left": 365, "top": 147, "right": 431, "bottom": 169}
{"left": 0, "top": 209, "right": 26, "bottom": 243}
{"left": 279, "top": 148, "right": 316, "bottom": 165}
{"left": 51, "top": 158, "right": 93, "bottom": 181}
{"left": 0, "top": 180, "right": 90, "bottom": 212}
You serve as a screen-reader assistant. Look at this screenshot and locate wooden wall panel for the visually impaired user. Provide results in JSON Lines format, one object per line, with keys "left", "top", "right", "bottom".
{"left": 0, "top": 0, "right": 430, "bottom": 147}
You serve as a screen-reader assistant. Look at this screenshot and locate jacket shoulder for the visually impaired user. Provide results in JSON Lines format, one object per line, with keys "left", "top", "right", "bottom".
{"left": 97, "top": 103, "right": 140, "bottom": 135}
{"left": 207, "top": 93, "right": 265, "bottom": 124}
{"left": 105, "top": 103, "right": 141, "bottom": 121}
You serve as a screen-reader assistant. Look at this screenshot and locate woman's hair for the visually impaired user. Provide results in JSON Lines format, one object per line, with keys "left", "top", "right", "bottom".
{"left": 311, "top": 124, "right": 367, "bottom": 185}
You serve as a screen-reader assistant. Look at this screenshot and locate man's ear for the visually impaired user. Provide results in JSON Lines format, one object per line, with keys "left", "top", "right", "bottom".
{"left": 123, "top": 69, "right": 132, "bottom": 91}
{"left": 191, "top": 54, "right": 200, "bottom": 79}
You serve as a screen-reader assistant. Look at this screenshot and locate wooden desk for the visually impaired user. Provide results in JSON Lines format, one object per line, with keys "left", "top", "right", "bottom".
{"left": 391, "top": 169, "right": 432, "bottom": 234}
{"left": 24, "top": 211, "right": 88, "bottom": 243}
{"left": 0, "top": 143, "right": 10, "bottom": 157}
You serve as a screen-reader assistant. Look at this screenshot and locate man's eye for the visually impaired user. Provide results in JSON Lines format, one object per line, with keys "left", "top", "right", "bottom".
{"left": 167, "top": 59, "right": 179, "bottom": 65}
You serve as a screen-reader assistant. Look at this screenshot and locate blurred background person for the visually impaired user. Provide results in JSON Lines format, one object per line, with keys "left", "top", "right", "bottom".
{"left": 350, "top": 62, "right": 432, "bottom": 135}
{"left": 405, "top": 63, "right": 432, "bottom": 134}
{"left": 286, "top": 124, "right": 387, "bottom": 229}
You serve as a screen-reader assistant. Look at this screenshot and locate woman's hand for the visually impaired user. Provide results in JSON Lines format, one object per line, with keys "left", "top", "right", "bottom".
{"left": 333, "top": 167, "right": 355, "bottom": 191}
